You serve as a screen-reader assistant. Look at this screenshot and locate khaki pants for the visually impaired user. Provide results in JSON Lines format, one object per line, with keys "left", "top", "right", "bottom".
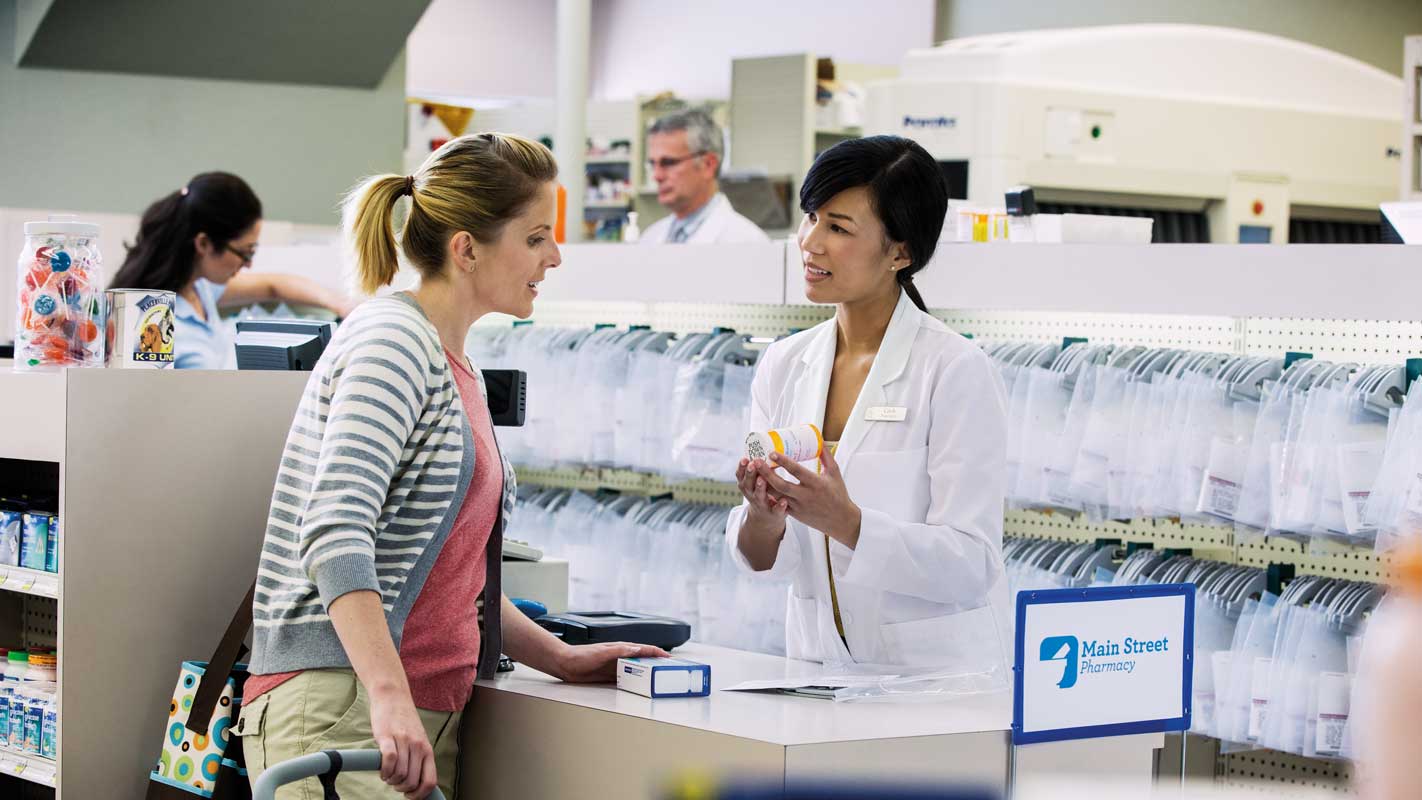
{"left": 235, "top": 670, "right": 461, "bottom": 799}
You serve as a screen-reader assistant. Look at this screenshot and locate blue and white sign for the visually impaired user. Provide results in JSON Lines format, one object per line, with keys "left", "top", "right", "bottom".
{"left": 1013, "top": 584, "right": 1194, "bottom": 745}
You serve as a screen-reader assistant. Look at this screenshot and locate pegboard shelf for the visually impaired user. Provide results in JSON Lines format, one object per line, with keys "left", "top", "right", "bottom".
{"left": 514, "top": 465, "right": 741, "bottom": 506}
{"left": 1220, "top": 749, "right": 1352, "bottom": 793}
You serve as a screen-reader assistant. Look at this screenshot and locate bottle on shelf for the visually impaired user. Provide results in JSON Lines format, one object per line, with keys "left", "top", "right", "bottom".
{"left": 3, "top": 651, "right": 26, "bottom": 682}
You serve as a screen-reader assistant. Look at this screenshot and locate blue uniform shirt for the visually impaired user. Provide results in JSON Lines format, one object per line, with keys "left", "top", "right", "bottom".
{"left": 173, "top": 279, "right": 233, "bottom": 369}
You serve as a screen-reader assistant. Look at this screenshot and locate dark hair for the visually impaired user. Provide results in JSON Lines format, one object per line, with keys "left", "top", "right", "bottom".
{"left": 799, "top": 136, "right": 947, "bottom": 312}
{"left": 110, "top": 172, "right": 262, "bottom": 291}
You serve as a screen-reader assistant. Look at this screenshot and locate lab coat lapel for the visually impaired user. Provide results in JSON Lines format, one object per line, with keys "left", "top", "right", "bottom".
{"left": 793, "top": 318, "right": 837, "bottom": 433}
{"left": 831, "top": 291, "right": 919, "bottom": 473}
{"left": 688, "top": 194, "right": 730, "bottom": 244}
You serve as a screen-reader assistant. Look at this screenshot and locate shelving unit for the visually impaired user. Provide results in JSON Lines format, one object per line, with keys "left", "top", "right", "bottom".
{"left": 0, "top": 368, "right": 307, "bottom": 798}
{"left": 729, "top": 54, "right": 895, "bottom": 201}
{"left": 585, "top": 154, "right": 632, "bottom": 166}
{"left": 467, "top": 99, "right": 644, "bottom": 238}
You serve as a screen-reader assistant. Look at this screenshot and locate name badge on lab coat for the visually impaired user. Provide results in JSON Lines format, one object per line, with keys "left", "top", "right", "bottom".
{"left": 865, "top": 406, "right": 908, "bottom": 422}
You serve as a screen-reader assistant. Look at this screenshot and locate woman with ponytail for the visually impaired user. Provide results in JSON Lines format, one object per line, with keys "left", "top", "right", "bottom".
{"left": 236, "top": 135, "right": 664, "bottom": 799}
{"left": 112, "top": 172, "right": 356, "bottom": 368}
{"left": 725, "top": 136, "right": 1013, "bottom": 676}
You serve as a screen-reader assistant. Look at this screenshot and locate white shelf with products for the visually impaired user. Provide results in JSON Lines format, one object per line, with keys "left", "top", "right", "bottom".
{"left": 0, "top": 367, "right": 309, "bottom": 798}
{"left": 0, "top": 567, "right": 58, "bottom": 600}
{"left": 0, "top": 751, "right": 56, "bottom": 787}
{"left": 585, "top": 154, "right": 632, "bottom": 166}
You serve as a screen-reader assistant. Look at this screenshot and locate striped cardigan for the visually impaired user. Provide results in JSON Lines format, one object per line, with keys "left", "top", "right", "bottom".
{"left": 248, "top": 293, "right": 517, "bottom": 675}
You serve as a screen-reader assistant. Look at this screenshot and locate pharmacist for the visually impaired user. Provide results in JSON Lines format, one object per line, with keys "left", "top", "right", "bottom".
{"left": 109, "top": 172, "right": 357, "bottom": 369}
{"left": 640, "top": 110, "right": 770, "bottom": 244}
{"left": 728, "top": 136, "right": 1011, "bottom": 675}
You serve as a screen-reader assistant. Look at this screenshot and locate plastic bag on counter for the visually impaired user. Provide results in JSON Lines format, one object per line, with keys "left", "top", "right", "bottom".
{"left": 831, "top": 665, "right": 1009, "bottom": 703}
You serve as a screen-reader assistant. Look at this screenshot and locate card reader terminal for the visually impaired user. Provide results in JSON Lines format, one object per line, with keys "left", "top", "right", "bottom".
{"left": 535, "top": 612, "right": 691, "bottom": 650}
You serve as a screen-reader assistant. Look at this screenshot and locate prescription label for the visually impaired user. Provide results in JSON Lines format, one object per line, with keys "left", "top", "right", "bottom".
{"left": 1315, "top": 671, "right": 1351, "bottom": 755}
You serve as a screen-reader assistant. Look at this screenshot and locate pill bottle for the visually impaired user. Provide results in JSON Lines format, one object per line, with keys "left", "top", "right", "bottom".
{"left": 25, "top": 653, "right": 56, "bottom": 683}
{"left": 746, "top": 423, "right": 823, "bottom": 463}
{"left": 4, "top": 651, "right": 27, "bottom": 682}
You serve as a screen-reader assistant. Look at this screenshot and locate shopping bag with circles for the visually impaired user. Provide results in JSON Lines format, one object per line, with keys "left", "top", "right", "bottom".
{"left": 145, "top": 584, "right": 254, "bottom": 800}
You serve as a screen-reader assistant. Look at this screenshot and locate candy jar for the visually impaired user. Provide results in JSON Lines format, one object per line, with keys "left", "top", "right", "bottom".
{"left": 14, "top": 217, "right": 104, "bottom": 370}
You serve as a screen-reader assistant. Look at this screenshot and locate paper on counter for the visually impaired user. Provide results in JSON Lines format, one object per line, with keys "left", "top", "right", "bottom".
{"left": 720, "top": 674, "right": 902, "bottom": 693}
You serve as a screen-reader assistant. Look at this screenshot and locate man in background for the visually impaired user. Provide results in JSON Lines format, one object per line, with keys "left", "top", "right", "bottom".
{"left": 642, "top": 110, "right": 769, "bottom": 244}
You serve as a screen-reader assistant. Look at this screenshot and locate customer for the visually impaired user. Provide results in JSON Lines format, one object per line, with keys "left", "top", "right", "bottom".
{"left": 641, "top": 110, "right": 769, "bottom": 244}
{"left": 236, "top": 134, "right": 666, "bottom": 799}
{"left": 110, "top": 172, "right": 357, "bottom": 369}
{"left": 727, "top": 136, "right": 1012, "bottom": 676}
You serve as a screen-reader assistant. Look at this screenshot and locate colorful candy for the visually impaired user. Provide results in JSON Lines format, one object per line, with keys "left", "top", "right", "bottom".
{"left": 14, "top": 218, "right": 104, "bottom": 370}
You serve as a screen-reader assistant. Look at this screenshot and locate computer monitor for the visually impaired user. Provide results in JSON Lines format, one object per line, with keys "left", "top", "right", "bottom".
{"left": 234, "top": 319, "right": 334, "bottom": 371}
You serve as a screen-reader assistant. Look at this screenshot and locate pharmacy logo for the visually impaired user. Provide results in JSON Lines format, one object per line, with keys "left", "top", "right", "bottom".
{"left": 1040, "top": 635, "right": 1079, "bottom": 689}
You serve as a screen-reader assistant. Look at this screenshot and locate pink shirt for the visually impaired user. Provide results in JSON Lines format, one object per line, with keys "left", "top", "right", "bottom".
{"left": 245, "top": 350, "right": 504, "bottom": 712}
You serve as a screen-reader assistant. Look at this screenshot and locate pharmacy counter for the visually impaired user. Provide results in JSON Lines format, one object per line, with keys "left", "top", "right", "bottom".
{"left": 460, "top": 644, "right": 1162, "bottom": 798}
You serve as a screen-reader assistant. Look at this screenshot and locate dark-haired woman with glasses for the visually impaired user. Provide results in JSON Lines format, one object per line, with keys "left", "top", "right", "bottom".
{"left": 110, "top": 172, "right": 356, "bottom": 369}
{"left": 726, "top": 136, "right": 1012, "bottom": 676}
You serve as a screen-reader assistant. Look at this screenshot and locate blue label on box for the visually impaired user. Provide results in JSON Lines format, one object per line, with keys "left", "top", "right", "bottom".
{"left": 20, "top": 514, "right": 48, "bottom": 571}
{"left": 45, "top": 515, "right": 58, "bottom": 573}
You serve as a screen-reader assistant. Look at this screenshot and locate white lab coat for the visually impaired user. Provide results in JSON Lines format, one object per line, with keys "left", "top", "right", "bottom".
{"left": 726, "top": 290, "right": 1012, "bottom": 674}
{"left": 641, "top": 193, "right": 770, "bottom": 244}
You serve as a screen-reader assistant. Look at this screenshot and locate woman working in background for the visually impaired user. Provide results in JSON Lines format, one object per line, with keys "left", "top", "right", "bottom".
{"left": 109, "top": 172, "right": 357, "bottom": 369}
{"left": 727, "top": 136, "right": 1012, "bottom": 676}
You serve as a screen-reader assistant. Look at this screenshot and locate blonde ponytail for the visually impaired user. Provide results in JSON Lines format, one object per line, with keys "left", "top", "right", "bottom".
{"left": 343, "top": 174, "right": 410, "bottom": 295}
{"left": 341, "top": 133, "right": 558, "bottom": 296}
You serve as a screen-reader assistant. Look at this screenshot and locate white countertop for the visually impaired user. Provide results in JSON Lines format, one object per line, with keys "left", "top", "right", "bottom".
{"left": 474, "top": 644, "right": 1011, "bottom": 747}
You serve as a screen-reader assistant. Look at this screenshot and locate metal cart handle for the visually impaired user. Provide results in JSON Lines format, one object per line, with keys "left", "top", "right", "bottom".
{"left": 251, "top": 749, "right": 446, "bottom": 800}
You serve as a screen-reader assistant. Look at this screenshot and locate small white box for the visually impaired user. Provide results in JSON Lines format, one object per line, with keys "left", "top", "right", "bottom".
{"left": 616, "top": 657, "right": 710, "bottom": 698}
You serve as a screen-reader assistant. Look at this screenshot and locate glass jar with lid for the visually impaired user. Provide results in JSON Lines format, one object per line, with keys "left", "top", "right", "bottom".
{"left": 14, "top": 216, "right": 104, "bottom": 370}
